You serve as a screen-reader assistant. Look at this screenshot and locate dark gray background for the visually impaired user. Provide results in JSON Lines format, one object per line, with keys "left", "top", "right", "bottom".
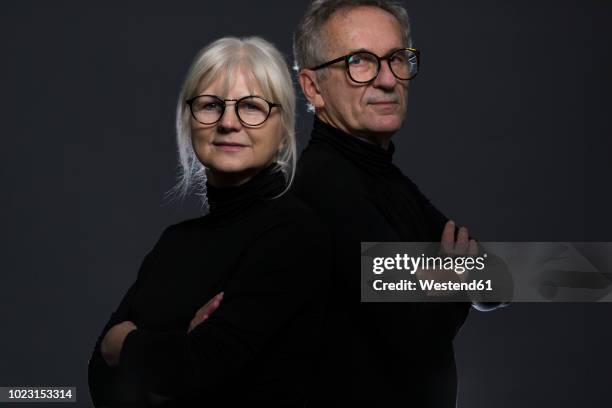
{"left": 1, "top": 1, "right": 611, "bottom": 406}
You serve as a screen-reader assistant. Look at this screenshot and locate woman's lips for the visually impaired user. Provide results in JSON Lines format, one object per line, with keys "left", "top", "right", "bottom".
{"left": 213, "top": 142, "right": 247, "bottom": 152}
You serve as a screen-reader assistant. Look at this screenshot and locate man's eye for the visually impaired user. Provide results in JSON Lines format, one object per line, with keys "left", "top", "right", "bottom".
{"left": 348, "top": 55, "right": 363, "bottom": 65}
{"left": 390, "top": 54, "right": 406, "bottom": 64}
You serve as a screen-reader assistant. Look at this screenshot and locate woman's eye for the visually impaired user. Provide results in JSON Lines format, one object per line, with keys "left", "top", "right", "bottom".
{"left": 243, "top": 103, "right": 263, "bottom": 112}
{"left": 202, "top": 103, "right": 221, "bottom": 111}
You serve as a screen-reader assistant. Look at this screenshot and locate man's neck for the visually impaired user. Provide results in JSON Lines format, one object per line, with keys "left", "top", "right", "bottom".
{"left": 315, "top": 114, "right": 392, "bottom": 150}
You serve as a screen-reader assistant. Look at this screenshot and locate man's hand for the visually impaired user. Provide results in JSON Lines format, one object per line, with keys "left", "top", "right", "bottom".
{"left": 415, "top": 220, "right": 478, "bottom": 295}
{"left": 101, "top": 321, "right": 137, "bottom": 367}
{"left": 188, "top": 292, "right": 224, "bottom": 333}
{"left": 440, "top": 220, "right": 478, "bottom": 260}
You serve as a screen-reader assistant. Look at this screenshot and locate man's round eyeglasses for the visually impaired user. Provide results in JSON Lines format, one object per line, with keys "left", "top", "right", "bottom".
{"left": 185, "top": 94, "right": 281, "bottom": 127}
{"left": 309, "top": 47, "right": 420, "bottom": 83}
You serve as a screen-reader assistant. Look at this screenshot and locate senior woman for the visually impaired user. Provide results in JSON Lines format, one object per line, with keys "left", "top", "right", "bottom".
{"left": 88, "top": 37, "right": 330, "bottom": 407}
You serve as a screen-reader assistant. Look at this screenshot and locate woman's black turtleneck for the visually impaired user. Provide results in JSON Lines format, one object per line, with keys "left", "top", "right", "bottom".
{"left": 294, "top": 118, "right": 471, "bottom": 407}
{"left": 88, "top": 165, "right": 331, "bottom": 407}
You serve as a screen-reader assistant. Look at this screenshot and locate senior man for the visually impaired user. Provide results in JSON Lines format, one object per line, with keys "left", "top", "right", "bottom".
{"left": 293, "top": 1, "right": 506, "bottom": 406}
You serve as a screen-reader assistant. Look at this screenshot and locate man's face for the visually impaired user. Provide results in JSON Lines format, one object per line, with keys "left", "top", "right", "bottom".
{"left": 314, "top": 6, "right": 409, "bottom": 143}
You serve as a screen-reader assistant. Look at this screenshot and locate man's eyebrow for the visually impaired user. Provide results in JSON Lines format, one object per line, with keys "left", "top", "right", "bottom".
{"left": 346, "top": 47, "right": 372, "bottom": 54}
{"left": 345, "top": 47, "right": 405, "bottom": 56}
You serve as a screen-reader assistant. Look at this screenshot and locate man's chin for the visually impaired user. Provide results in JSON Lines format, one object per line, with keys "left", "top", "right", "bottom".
{"left": 365, "top": 116, "right": 403, "bottom": 135}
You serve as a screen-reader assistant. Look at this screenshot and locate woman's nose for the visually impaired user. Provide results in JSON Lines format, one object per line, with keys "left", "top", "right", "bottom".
{"left": 218, "top": 102, "right": 242, "bottom": 132}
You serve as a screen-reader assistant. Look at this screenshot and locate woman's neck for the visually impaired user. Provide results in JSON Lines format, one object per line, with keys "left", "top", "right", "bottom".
{"left": 206, "top": 160, "right": 277, "bottom": 188}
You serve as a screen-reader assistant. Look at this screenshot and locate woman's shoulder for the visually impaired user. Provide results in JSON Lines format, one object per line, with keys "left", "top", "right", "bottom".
{"left": 165, "top": 215, "right": 203, "bottom": 232}
{"left": 148, "top": 189, "right": 330, "bottom": 249}
{"left": 158, "top": 192, "right": 327, "bottom": 237}
{"left": 142, "top": 218, "right": 196, "bottom": 253}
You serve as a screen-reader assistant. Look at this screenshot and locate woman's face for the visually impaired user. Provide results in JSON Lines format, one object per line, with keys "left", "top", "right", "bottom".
{"left": 190, "top": 68, "right": 284, "bottom": 187}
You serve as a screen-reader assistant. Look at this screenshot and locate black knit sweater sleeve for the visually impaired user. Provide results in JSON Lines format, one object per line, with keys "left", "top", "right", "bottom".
{"left": 88, "top": 229, "right": 172, "bottom": 407}
{"left": 117, "top": 215, "right": 330, "bottom": 400}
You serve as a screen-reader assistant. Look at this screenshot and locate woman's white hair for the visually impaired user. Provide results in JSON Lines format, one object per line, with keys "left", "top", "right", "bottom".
{"left": 167, "top": 36, "right": 297, "bottom": 207}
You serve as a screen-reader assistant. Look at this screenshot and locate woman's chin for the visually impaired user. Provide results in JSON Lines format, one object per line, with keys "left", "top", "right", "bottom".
{"left": 205, "top": 161, "right": 262, "bottom": 187}
{"left": 205, "top": 157, "right": 251, "bottom": 174}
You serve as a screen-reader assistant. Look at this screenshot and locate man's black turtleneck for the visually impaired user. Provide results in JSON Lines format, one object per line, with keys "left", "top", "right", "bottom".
{"left": 294, "top": 118, "right": 471, "bottom": 407}
{"left": 88, "top": 165, "right": 331, "bottom": 407}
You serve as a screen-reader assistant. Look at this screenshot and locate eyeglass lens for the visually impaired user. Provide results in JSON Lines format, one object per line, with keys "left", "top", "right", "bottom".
{"left": 190, "top": 96, "right": 271, "bottom": 126}
{"left": 347, "top": 49, "right": 418, "bottom": 82}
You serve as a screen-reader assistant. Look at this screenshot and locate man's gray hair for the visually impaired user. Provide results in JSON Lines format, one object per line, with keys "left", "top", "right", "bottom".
{"left": 293, "top": 0, "right": 413, "bottom": 73}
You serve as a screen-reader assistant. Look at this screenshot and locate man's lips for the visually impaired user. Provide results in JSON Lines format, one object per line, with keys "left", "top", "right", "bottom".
{"left": 368, "top": 101, "right": 400, "bottom": 112}
{"left": 369, "top": 101, "right": 399, "bottom": 105}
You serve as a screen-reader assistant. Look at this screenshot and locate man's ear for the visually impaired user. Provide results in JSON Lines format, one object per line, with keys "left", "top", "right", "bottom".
{"left": 298, "top": 69, "right": 325, "bottom": 110}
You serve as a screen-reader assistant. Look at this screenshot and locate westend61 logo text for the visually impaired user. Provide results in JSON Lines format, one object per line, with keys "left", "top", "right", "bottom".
{"left": 372, "top": 253, "right": 488, "bottom": 275}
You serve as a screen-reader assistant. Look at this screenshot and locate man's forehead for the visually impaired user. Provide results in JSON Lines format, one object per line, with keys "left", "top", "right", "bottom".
{"left": 323, "top": 6, "right": 405, "bottom": 56}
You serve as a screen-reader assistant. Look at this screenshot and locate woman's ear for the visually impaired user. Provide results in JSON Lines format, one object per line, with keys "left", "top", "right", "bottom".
{"left": 277, "top": 134, "right": 287, "bottom": 153}
{"left": 298, "top": 69, "right": 325, "bottom": 109}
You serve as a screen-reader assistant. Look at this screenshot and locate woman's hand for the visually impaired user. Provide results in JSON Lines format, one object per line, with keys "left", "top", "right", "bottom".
{"left": 188, "top": 292, "right": 224, "bottom": 333}
{"left": 101, "top": 321, "right": 137, "bottom": 367}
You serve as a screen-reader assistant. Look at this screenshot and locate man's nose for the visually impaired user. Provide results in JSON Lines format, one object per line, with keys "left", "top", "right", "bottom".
{"left": 372, "top": 61, "right": 397, "bottom": 90}
{"left": 218, "top": 102, "right": 242, "bottom": 132}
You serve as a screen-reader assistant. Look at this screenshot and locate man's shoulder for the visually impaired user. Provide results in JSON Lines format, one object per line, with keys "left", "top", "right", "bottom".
{"left": 295, "top": 143, "right": 364, "bottom": 197}
{"left": 252, "top": 192, "right": 332, "bottom": 254}
{"left": 264, "top": 190, "right": 325, "bottom": 224}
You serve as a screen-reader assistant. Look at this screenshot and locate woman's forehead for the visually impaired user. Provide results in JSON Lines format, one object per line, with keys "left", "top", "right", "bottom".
{"left": 196, "top": 67, "right": 266, "bottom": 97}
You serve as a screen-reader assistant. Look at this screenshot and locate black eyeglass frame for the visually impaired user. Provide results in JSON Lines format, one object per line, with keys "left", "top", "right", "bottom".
{"left": 309, "top": 47, "right": 420, "bottom": 83}
{"left": 185, "top": 94, "right": 281, "bottom": 127}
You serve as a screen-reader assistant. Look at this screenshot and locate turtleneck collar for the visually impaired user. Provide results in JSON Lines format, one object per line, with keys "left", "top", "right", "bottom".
{"left": 205, "top": 163, "right": 286, "bottom": 221}
{"left": 310, "top": 116, "right": 396, "bottom": 175}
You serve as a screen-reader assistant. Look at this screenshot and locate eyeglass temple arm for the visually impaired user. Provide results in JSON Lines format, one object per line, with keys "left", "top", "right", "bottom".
{"left": 310, "top": 55, "right": 347, "bottom": 71}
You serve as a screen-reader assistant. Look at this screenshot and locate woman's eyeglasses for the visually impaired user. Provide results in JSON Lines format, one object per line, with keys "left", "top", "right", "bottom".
{"left": 186, "top": 95, "right": 281, "bottom": 127}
